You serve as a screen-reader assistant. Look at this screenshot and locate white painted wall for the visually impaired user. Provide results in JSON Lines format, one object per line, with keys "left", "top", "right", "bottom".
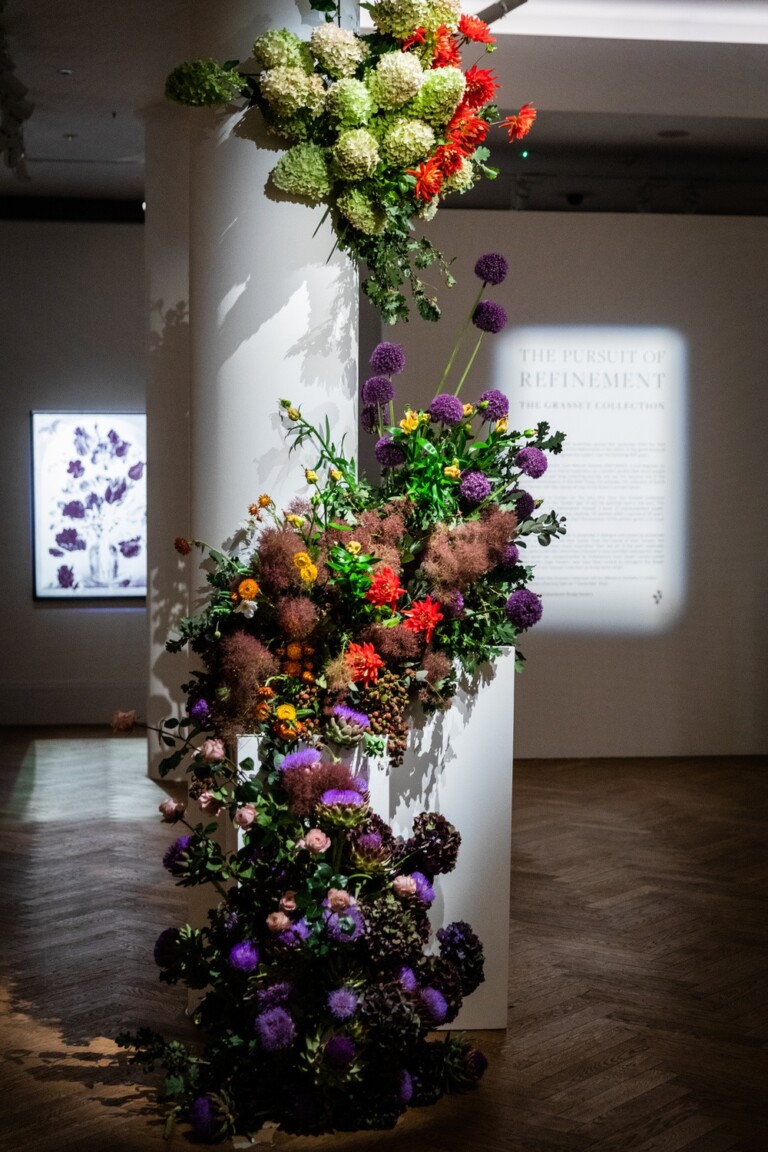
{"left": 0, "top": 220, "right": 148, "bottom": 725}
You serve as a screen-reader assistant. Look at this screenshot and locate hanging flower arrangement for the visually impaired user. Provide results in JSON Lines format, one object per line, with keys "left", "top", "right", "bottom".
{"left": 165, "top": 0, "right": 535, "bottom": 324}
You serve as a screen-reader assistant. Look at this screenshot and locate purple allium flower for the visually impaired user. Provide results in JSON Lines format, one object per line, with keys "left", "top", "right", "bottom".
{"left": 505, "top": 588, "right": 543, "bottom": 630}
{"left": 320, "top": 788, "right": 365, "bottom": 807}
{"left": 324, "top": 1035, "right": 357, "bottom": 1069}
{"left": 474, "top": 252, "right": 509, "bottom": 285}
{"left": 399, "top": 966, "right": 418, "bottom": 993}
{"left": 472, "top": 300, "right": 507, "bottom": 334}
{"left": 280, "top": 748, "right": 323, "bottom": 774}
{"left": 188, "top": 1096, "right": 215, "bottom": 1139}
{"left": 370, "top": 342, "right": 406, "bottom": 375}
{"left": 332, "top": 704, "right": 370, "bottom": 728}
{"left": 229, "top": 940, "right": 259, "bottom": 972}
{"left": 515, "top": 445, "right": 548, "bottom": 479}
{"left": 153, "top": 927, "right": 180, "bottom": 967}
{"left": 442, "top": 589, "right": 465, "bottom": 618}
{"left": 128, "top": 461, "right": 145, "bottom": 481}
{"left": 257, "top": 981, "right": 293, "bottom": 1010}
{"left": 255, "top": 1006, "right": 296, "bottom": 1051}
{"left": 361, "top": 374, "right": 395, "bottom": 406}
{"left": 328, "top": 987, "right": 359, "bottom": 1020}
{"left": 57, "top": 565, "right": 76, "bottom": 589}
{"left": 325, "top": 906, "right": 365, "bottom": 944}
{"left": 420, "top": 986, "right": 448, "bottom": 1024}
{"left": 61, "top": 500, "right": 86, "bottom": 519}
{"left": 399, "top": 1070, "right": 414, "bottom": 1104}
{"left": 119, "top": 537, "right": 141, "bottom": 558}
{"left": 361, "top": 405, "right": 377, "bottom": 434}
{"left": 277, "top": 918, "right": 311, "bottom": 948}
{"left": 162, "top": 834, "right": 191, "bottom": 874}
{"left": 502, "top": 543, "right": 521, "bottom": 568}
{"left": 509, "top": 489, "right": 535, "bottom": 520}
{"left": 459, "top": 469, "right": 492, "bottom": 504}
{"left": 55, "top": 528, "right": 86, "bottom": 551}
{"left": 429, "top": 393, "right": 464, "bottom": 426}
{"left": 374, "top": 436, "right": 406, "bottom": 468}
{"left": 411, "top": 871, "right": 435, "bottom": 906}
{"left": 67, "top": 459, "right": 85, "bottom": 478}
{"left": 189, "top": 697, "right": 210, "bottom": 724}
{"left": 478, "top": 388, "right": 509, "bottom": 421}
{"left": 105, "top": 478, "right": 127, "bottom": 504}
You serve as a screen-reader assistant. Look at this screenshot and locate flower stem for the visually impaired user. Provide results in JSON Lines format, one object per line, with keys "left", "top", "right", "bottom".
{"left": 437, "top": 282, "right": 485, "bottom": 394}
{"left": 454, "top": 333, "right": 484, "bottom": 399}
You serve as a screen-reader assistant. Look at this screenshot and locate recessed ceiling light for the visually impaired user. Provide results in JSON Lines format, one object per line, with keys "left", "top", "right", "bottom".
{"left": 657, "top": 129, "right": 690, "bottom": 139}
{"left": 57, "top": 68, "right": 73, "bottom": 76}
{"left": 63, "top": 132, "right": 78, "bottom": 141}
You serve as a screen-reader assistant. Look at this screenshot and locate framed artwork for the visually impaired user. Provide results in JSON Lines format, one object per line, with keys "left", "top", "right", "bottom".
{"left": 31, "top": 412, "right": 147, "bottom": 599}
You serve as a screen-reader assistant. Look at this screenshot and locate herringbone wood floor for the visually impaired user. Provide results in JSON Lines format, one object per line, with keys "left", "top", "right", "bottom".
{"left": 0, "top": 729, "right": 765, "bottom": 1152}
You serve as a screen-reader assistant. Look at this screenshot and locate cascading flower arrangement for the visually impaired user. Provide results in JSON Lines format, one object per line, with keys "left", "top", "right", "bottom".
{"left": 165, "top": 0, "right": 536, "bottom": 323}
{"left": 116, "top": 254, "right": 565, "bottom": 1141}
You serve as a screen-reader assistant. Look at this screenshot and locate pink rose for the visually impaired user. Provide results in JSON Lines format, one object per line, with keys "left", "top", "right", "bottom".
{"left": 198, "top": 790, "right": 223, "bottom": 815}
{"left": 158, "top": 798, "right": 185, "bottom": 823}
{"left": 326, "top": 888, "right": 354, "bottom": 912}
{"left": 266, "top": 911, "right": 292, "bottom": 933}
{"left": 393, "top": 875, "right": 418, "bottom": 898}
{"left": 198, "top": 738, "right": 226, "bottom": 763}
{"left": 111, "top": 709, "right": 136, "bottom": 733}
{"left": 279, "top": 891, "right": 298, "bottom": 912}
{"left": 304, "top": 828, "right": 331, "bottom": 854}
{"left": 234, "top": 803, "right": 256, "bottom": 828}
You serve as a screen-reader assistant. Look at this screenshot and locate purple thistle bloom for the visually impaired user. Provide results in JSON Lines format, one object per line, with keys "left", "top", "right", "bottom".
{"left": 57, "top": 565, "right": 76, "bottom": 589}
{"left": 459, "top": 470, "right": 492, "bottom": 504}
{"left": 255, "top": 1006, "right": 296, "bottom": 1051}
{"left": 515, "top": 445, "right": 548, "bottom": 478}
{"left": 189, "top": 697, "right": 210, "bottom": 724}
{"left": 61, "top": 500, "right": 86, "bottom": 519}
{"left": 399, "top": 966, "right": 418, "bottom": 992}
{"left": 229, "top": 940, "right": 259, "bottom": 972}
{"left": 509, "top": 489, "right": 535, "bottom": 520}
{"left": 320, "top": 788, "right": 365, "bottom": 807}
{"left": 374, "top": 436, "right": 406, "bottom": 468}
{"left": 428, "top": 393, "right": 464, "bottom": 425}
{"left": 257, "top": 981, "right": 293, "bottom": 1010}
{"left": 502, "top": 543, "right": 521, "bottom": 568}
{"left": 188, "top": 1096, "right": 215, "bottom": 1139}
{"left": 325, "top": 906, "right": 365, "bottom": 944}
{"left": 361, "top": 405, "right": 377, "bottom": 434}
{"left": 355, "top": 832, "right": 382, "bottom": 853}
{"left": 277, "top": 918, "right": 311, "bottom": 948}
{"left": 128, "top": 460, "right": 145, "bottom": 481}
{"left": 399, "top": 1070, "right": 414, "bottom": 1104}
{"left": 67, "top": 459, "right": 85, "bottom": 478}
{"left": 420, "top": 986, "right": 448, "bottom": 1024}
{"left": 332, "top": 704, "right": 370, "bottom": 728}
{"left": 324, "top": 1035, "right": 357, "bottom": 1069}
{"left": 505, "top": 588, "right": 543, "bottom": 630}
{"left": 472, "top": 300, "right": 507, "bottom": 334}
{"left": 411, "top": 871, "right": 435, "bottom": 906}
{"left": 370, "top": 342, "right": 406, "bottom": 375}
{"left": 280, "top": 748, "right": 323, "bottom": 774}
{"left": 361, "top": 374, "right": 395, "bottom": 406}
{"left": 478, "top": 388, "right": 509, "bottom": 421}
{"left": 153, "top": 927, "right": 180, "bottom": 967}
{"left": 162, "top": 834, "right": 191, "bottom": 874}
{"left": 474, "top": 252, "right": 509, "bottom": 285}
{"left": 442, "top": 589, "right": 465, "bottom": 618}
{"left": 328, "top": 987, "right": 359, "bottom": 1020}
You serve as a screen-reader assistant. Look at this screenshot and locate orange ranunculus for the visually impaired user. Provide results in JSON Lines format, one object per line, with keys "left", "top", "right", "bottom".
{"left": 365, "top": 566, "right": 406, "bottom": 610}
{"left": 402, "top": 596, "right": 444, "bottom": 643}
{"left": 458, "top": 14, "right": 496, "bottom": 44}
{"left": 237, "top": 577, "right": 259, "bottom": 601}
{"left": 502, "top": 102, "right": 537, "bottom": 141}
{"left": 345, "top": 642, "right": 385, "bottom": 687}
{"left": 406, "top": 158, "right": 443, "bottom": 202}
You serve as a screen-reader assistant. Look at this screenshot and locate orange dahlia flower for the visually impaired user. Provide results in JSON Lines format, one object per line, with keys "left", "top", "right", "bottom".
{"left": 345, "top": 642, "right": 385, "bottom": 687}
{"left": 502, "top": 103, "right": 537, "bottom": 141}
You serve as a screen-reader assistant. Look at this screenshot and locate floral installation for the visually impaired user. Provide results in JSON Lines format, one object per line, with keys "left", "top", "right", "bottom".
{"left": 115, "top": 255, "right": 565, "bottom": 1141}
{"left": 165, "top": 0, "right": 536, "bottom": 323}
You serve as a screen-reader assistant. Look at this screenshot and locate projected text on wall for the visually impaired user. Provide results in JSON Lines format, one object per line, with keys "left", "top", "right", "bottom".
{"left": 498, "top": 327, "right": 686, "bottom": 632}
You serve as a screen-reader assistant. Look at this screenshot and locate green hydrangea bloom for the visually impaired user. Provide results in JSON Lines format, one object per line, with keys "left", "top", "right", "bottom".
{"left": 419, "top": 199, "right": 439, "bottom": 221}
{"left": 310, "top": 24, "right": 369, "bottom": 78}
{"left": 260, "top": 67, "right": 324, "bottom": 120}
{"left": 333, "top": 128, "right": 380, "bottom": 181}
{"left": 424, "top": 0, "right": 462, "bottom": 31}
{"left": 442, "top": 156, "right": 475, "bottom": 194}
{"left": 369, "top": 0, "right": 430, "bottom": 39}
{"left": 408, "top": 66, "right": 465, "bottom": 127}
{"left": 366, "top": 52, "right": 424, "bottom": 111}
{"left": 252, "top": 28, "right": 313, "bottom": 73}
{"left": 271, "top": 143, "right": 332, "bottom": 202}
{"left": 381, "top": 117, "right": 435, "bottom": 166}
{"left": 325, "top": 79, "right": 375, "bottom": 126}
{"left": 165, "top": 60, "right": 244, "bottom": 107}
{"left": 336, "top": 187, "right": 387, "bottom": 235}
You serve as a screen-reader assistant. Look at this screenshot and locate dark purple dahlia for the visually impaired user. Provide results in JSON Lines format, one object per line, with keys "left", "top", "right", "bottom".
{"left": 474, "top": 252, "right": 509, "bottom": 285}
{"left": 472, "top": 300, "right": 507, "bottom": 334}
{"left": 505, "top": 588, "right": 543, "bottom": 630}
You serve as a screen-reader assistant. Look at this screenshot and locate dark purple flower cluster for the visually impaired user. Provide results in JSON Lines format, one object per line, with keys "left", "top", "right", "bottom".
{"left": 257, "top": 981, "right": 293, "bottom": 1011}
{"left": 361, "top": 374, "right": 395, "bottom": 406}
{"left": 375, "top": 436, "right": 406, "bottom": 467}
{"left": 324, "top": 1034, "right": 357, "bottom": 1068}
{"left": 189, "top": 696, "right": 211, "bottom": 724}
{"left": 428, "top": 393, "right": 464, "bottom": 425}
{"left": 188, "top": 1096, "right": 215, "bottom": 1139}
{"left": 474, "top": 252, "right": 509, "bottom": 286}
{"left": 502, "top": 542, "right": 521, "bottom": 568}
{"left": 509, "top": 489, "right": 535, "bottom": 520}
{"left": 515, "top": 446, "right": 548, "bottom": 478}
{"left": 361, "top": 405, "right": 377, "bottom": 433}
{"left": 405, "top": 812, "right": 461, "bottom": 877}
{"left": 505, "top": 588, "right": 543, "bottom": 630}
{"left": 437, "top": 920, "right": 486, "bottom": 996}
{"left": 256, "top": 1006, "right": 296, "bottom": 1051}
{"left": 162, "top": 834, "right": 192, "bottom": 875}
{"left": 459, "top": 470, "right": 491, "bottom": 504}
{"left": 478, "top": 388, "right": 509, "bottom": 421}
{"left": 472, "top": 300, "right": 507, "bottom": 334}
{"left": 325, "top": 906, "right": 365, "bottom": 943}
{"left": 370, "top": 342, "right": 406, "bottom": 375}
{"left": 153, "top": 927, "right": 180, "bottom": 968}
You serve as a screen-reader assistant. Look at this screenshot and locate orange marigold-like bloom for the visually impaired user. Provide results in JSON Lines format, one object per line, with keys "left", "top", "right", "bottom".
{"left": 284, "top": 660, "right": 303, "bottom": 677}
{"left": 447, "top": 104, "right": 490, "bottom": 154}
{"left": 402, "top": 596, "right": 444, "bottom": 643}
{"left": 401, "top": 26, "right": 426, "bottom": 51}
{"left": 432, "top": 143, "right": 465, "bottom": 176}
{"left": 174, "top": 536, "right": 191, "bottom": 555}
{"left": 502, "top": 102, "right": 537, "bottom": 141}
{"left": 286, "top": 642, "right": 303, "bottom": 661}
{"left": 366, "top": 566, "right": 406, "bottom": 610}
{"left": 258, "top": 493, "right": 272, "bottom": 508}
{"left": 431, "top": 25, "right": 461, "bottom": 68}
{"left": 237, "top": 577, "right": 259, "bottom": 601}
{"left": 256, "top": 686, "right": 275, "bottom": 701}
{"left": 345, "top": 642, "right": 385, "bottom": 687}
{"left": 463, "top": 65, "right": 499, "bottom": 110}
{"left": 276, "top": 703, "right": 297, "bottom": 722}
{"left": 406, "top": 158, "right": 443, "bottom": 202}
{"left": 458, "top": 14, "right": 496, "bottom": 44}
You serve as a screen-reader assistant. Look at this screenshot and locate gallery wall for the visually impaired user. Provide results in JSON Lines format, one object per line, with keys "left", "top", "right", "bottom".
{"left": 0, "top": 219, "right": 148, "bottom": 725}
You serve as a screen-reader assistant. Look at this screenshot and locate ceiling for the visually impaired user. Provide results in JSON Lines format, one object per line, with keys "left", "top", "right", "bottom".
{"left": 2, "top": 0, "right": 767, "bottom": 213}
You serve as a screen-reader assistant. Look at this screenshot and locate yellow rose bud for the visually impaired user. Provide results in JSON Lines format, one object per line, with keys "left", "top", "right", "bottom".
{"left": 287, "top": 407, "right": 301, "bottom": 421}
{"left": 293, "top": 551, "right": 313, "bottom": 570}
{"left": 276, "top": 703, "right": 297, "bottom": 722}
{"left": 330, "top": 468, "right": 343, "bottom": 482}
{"left": 305, "top": 469, "right": 318, "bottom": 484}
{"left": 443, "top": 459, "right": 461, "bottom": 480}
{"left": 399, "top": 409, "right": 420, "bottom": 434}
{"left": 463, "top": 403, "right": 474, "bottom": 416}
{"left": 286, "top": 514, "right": 304, "bottom": 528}
{"left": 298, "top": 563, "right": 318, "bottom": 584}
{"left": 345, "top": 540, "right": 362, "bottom": 555}
{"left": 495, "top": 417, "right": 509, "bottom": 433}
{"left": 419, "top": 411, "right": 431, "bottom": 423}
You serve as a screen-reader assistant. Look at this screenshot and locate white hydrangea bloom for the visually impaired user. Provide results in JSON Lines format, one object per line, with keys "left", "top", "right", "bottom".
{"left": 310, "top": 24, "right": 369, "bottom": 78}
{"left": 366, "top": 52, "right": 424, "bottom": 111}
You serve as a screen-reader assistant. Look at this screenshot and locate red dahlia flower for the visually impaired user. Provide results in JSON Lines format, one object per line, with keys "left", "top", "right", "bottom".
{"left": 458, "top": 14, "right": 496, "bottom": 44}
{"left": 502, "top": 102, "right": 537, "bottom": 141}
{"left": 432, "top": 25, "right": 461, "bottom": 68}
{"left": 402, "top": 596, "right": 444, "bottom": 643}
{"left": 407, "top": 158, "right": 444, "bottom": 201}
{"left": 366, "top": 566, "right": 406, "bottom": 610}
{"left": 345, "top": 642, "right": 385, "bottom": 686}
{"left": 432, "top": 143, "right": 465, "bottom": 176}
{"left": 401, "top": 27, "right": 426, "bottom": 51}
{"left": 463, "top": 65, "right": 500, "bottom": 110}
{"left": 447, "top": 104, "right": 490, "bottom": 154}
